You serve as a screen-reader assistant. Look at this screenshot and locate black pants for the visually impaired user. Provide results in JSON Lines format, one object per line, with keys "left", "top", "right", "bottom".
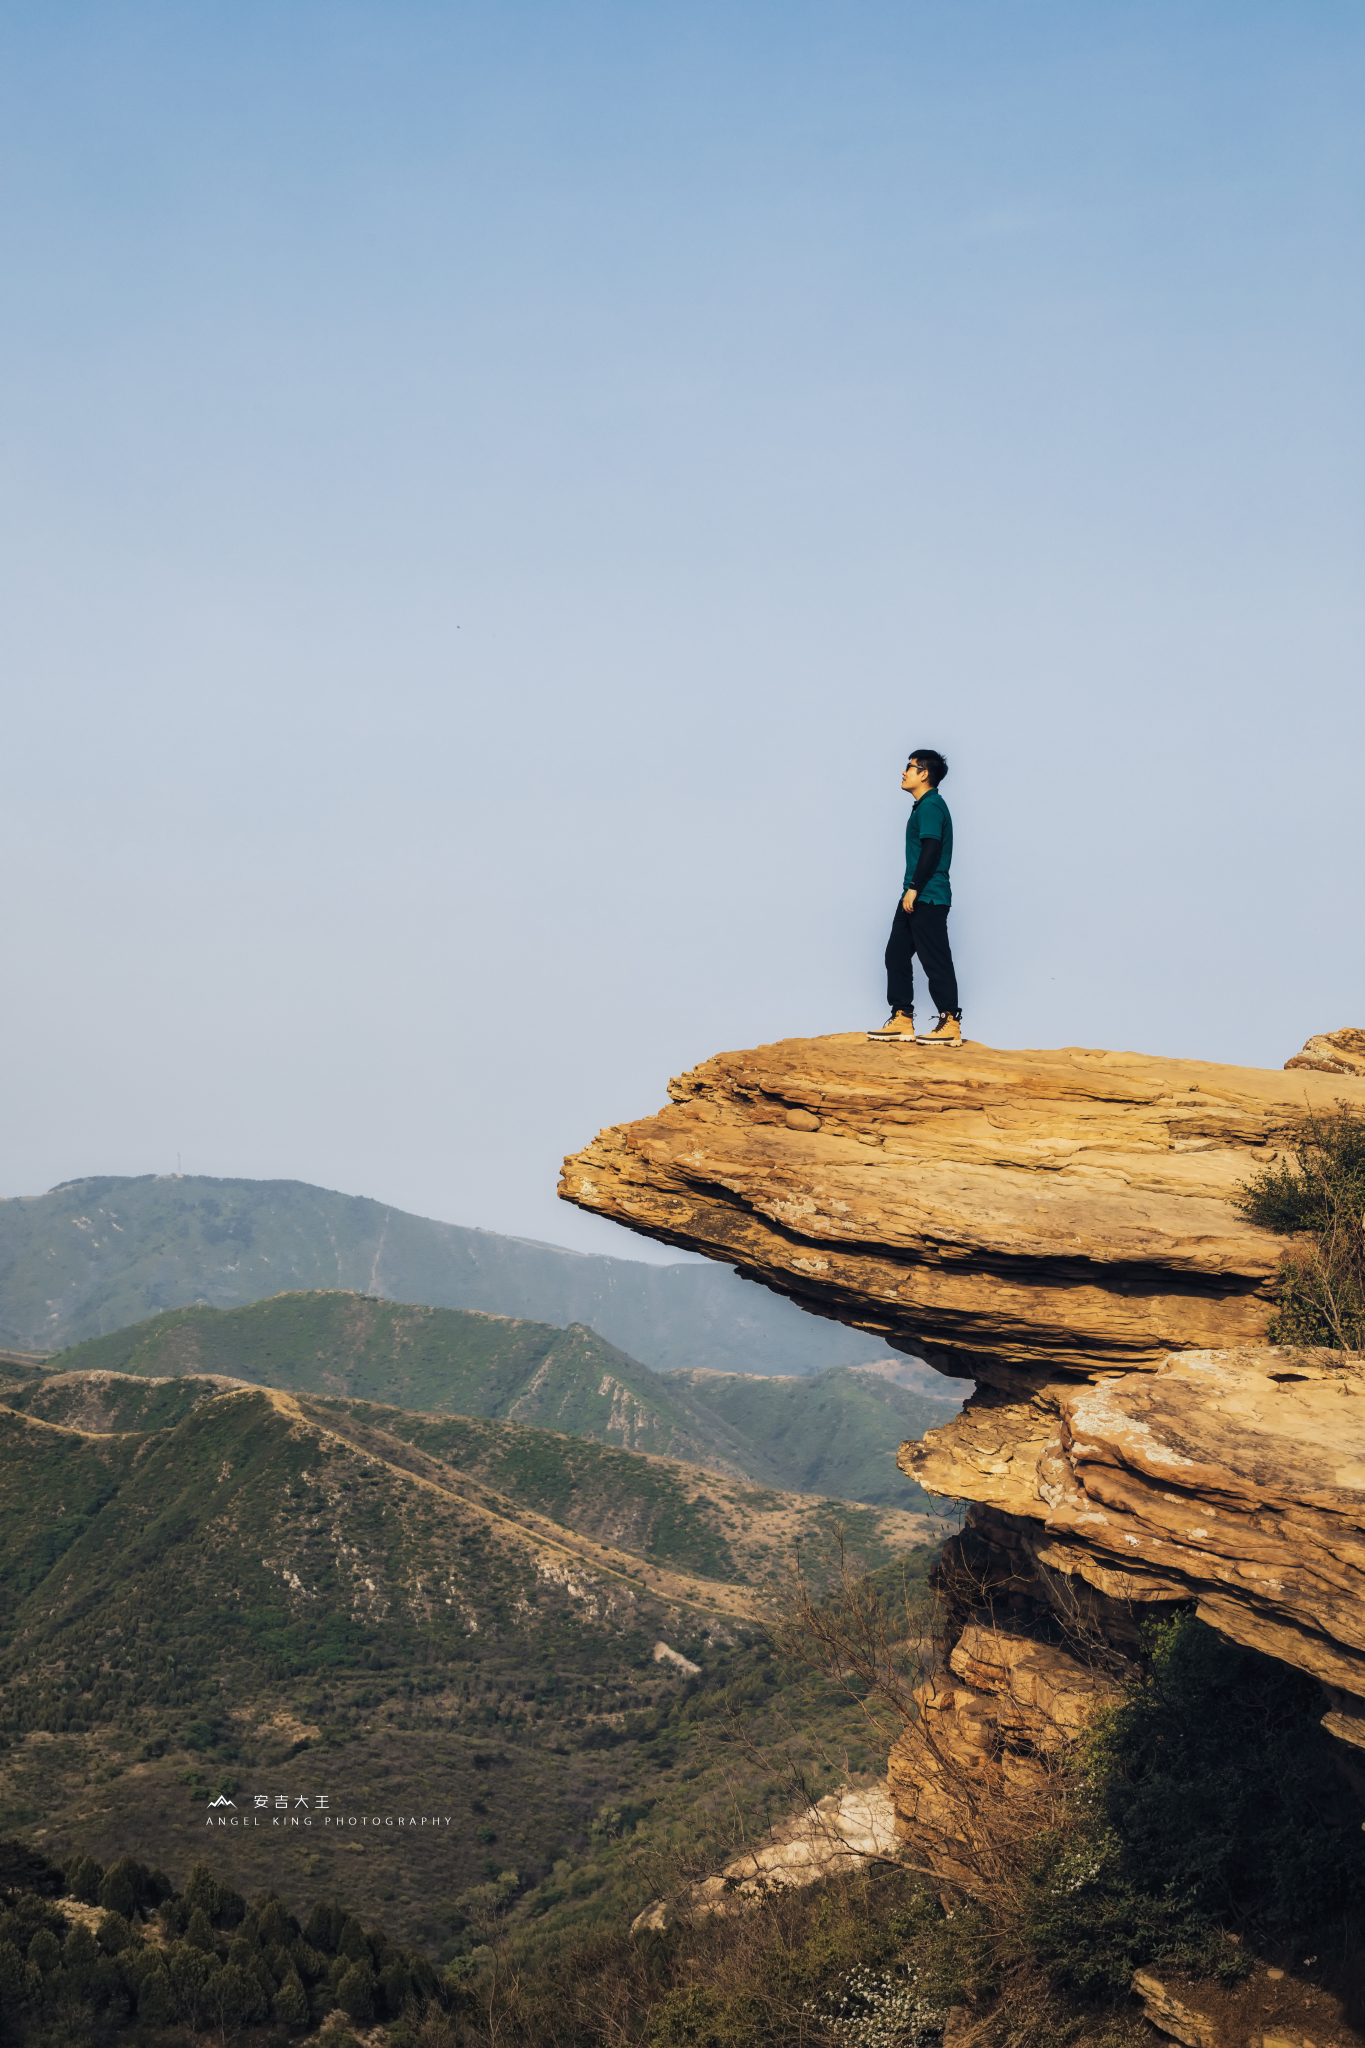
{"left": 885, "top": 900, "right": 960, "bottom": 1020}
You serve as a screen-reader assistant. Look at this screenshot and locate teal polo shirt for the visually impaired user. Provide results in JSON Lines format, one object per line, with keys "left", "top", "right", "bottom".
{"left": 903, "top": 788, "right": 953, "bottom": 907}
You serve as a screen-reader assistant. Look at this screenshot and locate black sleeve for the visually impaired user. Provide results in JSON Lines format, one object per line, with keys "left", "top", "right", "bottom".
{"left": 909, "top": 836, "right": 941, "bottom": 896}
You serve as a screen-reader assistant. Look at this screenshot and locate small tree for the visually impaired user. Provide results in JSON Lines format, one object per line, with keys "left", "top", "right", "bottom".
{"left": 65, "top": 1854, "right": 104, "bottom": 1905}
{"left": 338, "top": 1957, "right": 378, "bottom": 2025}
{"left": 137, "top": 1961, "right": 176, "bottom": 2026}
{"left": 168, "top": 1939, "right": 219, "bottom": 2031}
{"left": 210, "top": 1958, "right": 268, "bottom": 2031}
{"left": 273, "top": 1966, "right": 311, "bottom": 2029}
{"left": 186, "top": 1906, "right": 217, "bottom": 1953}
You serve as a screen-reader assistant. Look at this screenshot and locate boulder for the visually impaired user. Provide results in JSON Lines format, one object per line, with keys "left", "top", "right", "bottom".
{"left": 1131, "top": 1970, "right": 1219, "bottom": 2048}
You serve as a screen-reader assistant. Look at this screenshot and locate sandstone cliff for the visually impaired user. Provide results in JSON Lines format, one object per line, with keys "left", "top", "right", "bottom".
{"left": 902, "top": 1346, "right": 1365, "bottom": 1698}
{"left": 561, "top": 1032, "right": 1364, "bottom": 1384}
{"left": 887, "top": 1342, "right": 1365, "bottom": 1876}
{"left": 561, "top": 1027, "right": 1365, "bottom": 1875}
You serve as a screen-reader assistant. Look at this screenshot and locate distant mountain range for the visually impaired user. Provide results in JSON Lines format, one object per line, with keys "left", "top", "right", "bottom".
{"left": 53, "top": 1291, "right": 960, "bottom": 1509}
{"left": 0, "top": 1173, "right": 914, "bottom": 1378}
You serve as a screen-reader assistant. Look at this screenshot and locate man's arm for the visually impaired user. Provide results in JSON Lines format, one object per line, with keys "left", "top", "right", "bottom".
{"left": 902, "top": 836, "right": 941, "bottom": 912}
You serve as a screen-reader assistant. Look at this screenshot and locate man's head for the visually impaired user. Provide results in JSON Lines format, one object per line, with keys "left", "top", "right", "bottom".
{"left": 902, "top": 748, "right": 948, "bottom": 797}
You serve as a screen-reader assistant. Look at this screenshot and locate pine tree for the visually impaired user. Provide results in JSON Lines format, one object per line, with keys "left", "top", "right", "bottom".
{"left": 275, "top": 1967, "right": 310, "bottom": 2027}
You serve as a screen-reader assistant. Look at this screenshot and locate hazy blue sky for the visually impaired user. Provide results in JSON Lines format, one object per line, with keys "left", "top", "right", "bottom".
{"left": 2, "top": 1, "right": 1361, "bottom": 1259}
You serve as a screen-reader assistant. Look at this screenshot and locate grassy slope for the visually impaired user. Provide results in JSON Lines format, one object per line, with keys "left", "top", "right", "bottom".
{"left": 662, "top": 1365, "right": 965, "bottom": 1508}
{"left": 323, "top": 1400, "right": 933, "bottom": 1592}
{"left": 50, "top": 1292, "right": 945, "bottom": 1511}
{"left": 0, "top": 1366, "right": 939, "bottom": 1955}
{"left": 0, "top": 1172, "right": 896, "bottom": 1374}
{"left": 47, "top": 1294, "right": 759, "bottom": 1475}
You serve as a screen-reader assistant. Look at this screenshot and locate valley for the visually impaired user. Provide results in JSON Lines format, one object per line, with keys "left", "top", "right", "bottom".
{"left": 0, "top": 1358, "right": 943, "bottom": 1955}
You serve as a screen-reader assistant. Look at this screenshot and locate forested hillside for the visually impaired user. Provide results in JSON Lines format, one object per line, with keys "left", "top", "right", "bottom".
{"left": 52, "top": 1291, "right": 958, "bottom": 1507}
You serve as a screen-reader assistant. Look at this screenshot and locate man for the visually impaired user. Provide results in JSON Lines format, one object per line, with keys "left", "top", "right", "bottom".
{"left": 868, "top": 748, "right": 962, "bottom": 1045}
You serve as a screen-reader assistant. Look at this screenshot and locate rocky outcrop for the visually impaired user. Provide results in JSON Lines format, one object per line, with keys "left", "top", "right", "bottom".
{"left": 901, "top": 1347, "right": 1365, "bottom": 1712}
{"left": 886, "top": 1340, "right": 1365, "bottom": 1866}
{"left": 561, "top": 1035, "right": 1365, "bottom": 1383}
{"left": 1285, "top": 1026, "right": 1365, "bottom": 1077}
{"left": 630, "top": 1785, "right": 900, "bottom": 1930}
{"left": 564, "top": 1031, "right": 1365, "bottom": 1878}
{"left": 887, "top": 1624, "right": 1119, "bottom": 1888}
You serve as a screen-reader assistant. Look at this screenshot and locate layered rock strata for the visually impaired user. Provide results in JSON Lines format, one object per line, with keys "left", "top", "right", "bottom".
{"left": 901, "top": 1347, "right": 1365, "bottom": 1710}
{"left": 889, "top": 1344, "right": 1365, "bottom": 1874}
{"left": 561, "top": 1034, "right": 1364, "bottom": 1382}
{"left": 887, "top": 1623, "right": 1119, "bottom": 1889}
{"left": 1285, "top": 1025, "right": 1365, "bottom": 1077}
{"left": 564, "top": 1030, "right": 1365, "bottom": 1876}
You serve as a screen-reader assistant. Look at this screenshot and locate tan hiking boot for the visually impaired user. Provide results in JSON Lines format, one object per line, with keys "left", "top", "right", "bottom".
{"left": 868, "top": 1012, "right": 917, "bottom": 1041}
{"left": 916, "top": 1013, "right": 962, "bottom": 1045}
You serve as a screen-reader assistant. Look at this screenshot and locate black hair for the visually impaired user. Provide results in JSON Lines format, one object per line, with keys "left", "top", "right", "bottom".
{"left": 907, "top": 748, "right": 948, "bottom": 786}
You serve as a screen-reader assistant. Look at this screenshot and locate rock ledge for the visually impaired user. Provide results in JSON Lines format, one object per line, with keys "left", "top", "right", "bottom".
{"left": 562, "top": 1034, "right": 1364, "bottom": 1382}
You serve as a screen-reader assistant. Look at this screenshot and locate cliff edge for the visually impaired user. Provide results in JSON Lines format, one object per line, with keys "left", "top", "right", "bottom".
{"left": 562, "top": 1027, "right": 1365, "bottom": 1859}
{"left": 561, "top": 1032, "right": 1365, "bottom": 1384}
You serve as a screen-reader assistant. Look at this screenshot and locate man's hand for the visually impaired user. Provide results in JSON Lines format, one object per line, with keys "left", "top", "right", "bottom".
{"left": 901, "top": 889, "right": 917, "bottom": 914}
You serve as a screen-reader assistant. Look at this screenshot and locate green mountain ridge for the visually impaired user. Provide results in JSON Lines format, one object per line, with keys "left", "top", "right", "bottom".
{"left": 0, "top": 1172, "right": 906, "bottom": 1376}
{"left": 47, "top": 1291, "right": 959, "bottom": 1508}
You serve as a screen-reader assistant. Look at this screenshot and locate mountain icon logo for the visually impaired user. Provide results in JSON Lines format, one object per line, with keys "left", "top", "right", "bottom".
{"left": 207, "top": 1795, "right": 236, "bottom": 1808}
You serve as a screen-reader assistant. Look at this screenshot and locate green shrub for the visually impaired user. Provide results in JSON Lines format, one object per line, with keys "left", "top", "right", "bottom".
{"left": 643, "top": 1982, "right": 761, "bottom": 2046}
{"left": 1010, "top": 1610, "right": 1365, "bottom": 1996}
{"left": 1237, "top": 1103, "right": 1365, "bottom": 1349}
{"left": 1089, "top": 1612, "right": 1365, "bottom": 1941}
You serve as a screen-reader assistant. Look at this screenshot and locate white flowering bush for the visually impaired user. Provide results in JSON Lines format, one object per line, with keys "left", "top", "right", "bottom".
{"left": 815, "top": 1962, "right": 949, "bottom": 2048}
{"left": 1046, "top": 1824, "right": 1119, "bottom": 1898}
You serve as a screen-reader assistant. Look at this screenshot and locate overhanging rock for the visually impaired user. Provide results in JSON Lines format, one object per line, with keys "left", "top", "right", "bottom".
{"left": 561, "top": 1034, "right": 1363, "bottom": 1384}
